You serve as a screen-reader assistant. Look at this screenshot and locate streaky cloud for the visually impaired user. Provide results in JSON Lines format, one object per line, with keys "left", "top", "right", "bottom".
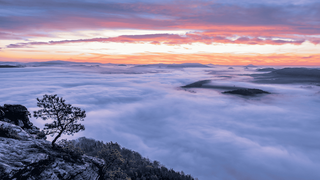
{"left": 1, "top": 0, "right": 320, "bottom": 41}
{"left": 5, "top": 33, "right": 312, "bottom": 49}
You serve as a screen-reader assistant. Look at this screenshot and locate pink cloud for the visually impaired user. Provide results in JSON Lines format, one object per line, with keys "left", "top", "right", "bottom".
{"left": 1, "top": 1, "right": 320, "bottom": 42}
{"left": 5, "top": 32, "right": 311, "bottom": 49}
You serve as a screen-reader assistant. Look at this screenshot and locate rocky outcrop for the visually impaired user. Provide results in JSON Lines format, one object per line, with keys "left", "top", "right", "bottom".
{"left": 0, "top": 104, "right": 46, "bottom": 139}
{"left": 0, "top": 104, "right": 106, "bottom": 180}
{"left": 0, "top": 137, "right": 105, "bottom": 180}
{"left": 0, "top": 104, "right": 32, "bottom": 128}
{"left": 0, "top": 121, "right": 32, "bottom": 141}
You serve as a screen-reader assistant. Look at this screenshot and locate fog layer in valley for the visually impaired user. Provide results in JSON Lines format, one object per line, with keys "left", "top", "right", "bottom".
{"left": 1, "top": 62, "right": 320, "bottom": 180}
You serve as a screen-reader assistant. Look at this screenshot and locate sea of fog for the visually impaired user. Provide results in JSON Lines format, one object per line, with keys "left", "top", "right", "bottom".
{"left": 1, "top": 62, "right": 320, "bottom": 180}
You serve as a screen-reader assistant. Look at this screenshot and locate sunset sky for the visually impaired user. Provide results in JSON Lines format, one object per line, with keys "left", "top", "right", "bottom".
{"left": 1, "top": 0, "right": 320, "bottom": 65}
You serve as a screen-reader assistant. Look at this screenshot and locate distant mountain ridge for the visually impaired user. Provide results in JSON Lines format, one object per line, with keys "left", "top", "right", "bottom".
{"left": 135, "top": 63, "right": 210, "bottom": 68}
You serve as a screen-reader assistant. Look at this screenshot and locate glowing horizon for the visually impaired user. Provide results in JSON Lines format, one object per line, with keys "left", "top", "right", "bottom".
{"left": 1, "top": 0, "right": 320, "bottom": 65}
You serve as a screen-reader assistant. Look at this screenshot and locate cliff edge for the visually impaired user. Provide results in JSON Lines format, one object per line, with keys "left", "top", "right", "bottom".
{"left": 0, "top": 104, "right": 105, "bottom": 180}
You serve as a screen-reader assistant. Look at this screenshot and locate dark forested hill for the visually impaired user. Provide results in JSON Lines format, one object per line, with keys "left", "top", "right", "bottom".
{"left": 61, "top": 137, "right": 195, "bottom": 180}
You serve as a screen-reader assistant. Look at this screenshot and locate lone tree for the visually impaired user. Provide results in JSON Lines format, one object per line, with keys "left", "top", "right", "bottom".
{"left": 34, "top": 94, "right": 86, "bottom": 147}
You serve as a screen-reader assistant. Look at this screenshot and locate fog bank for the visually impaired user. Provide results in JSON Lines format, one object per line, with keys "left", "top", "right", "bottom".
{"left": 0, "top": 63, "right": 320, "bottom": 180}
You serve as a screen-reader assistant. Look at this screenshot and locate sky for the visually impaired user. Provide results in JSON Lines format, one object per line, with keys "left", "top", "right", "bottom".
{"left": 1, "top": 0, "right": 320, "bottom": 65}
{"left": 1, "top": 63, "right": 320, "bottom": 180}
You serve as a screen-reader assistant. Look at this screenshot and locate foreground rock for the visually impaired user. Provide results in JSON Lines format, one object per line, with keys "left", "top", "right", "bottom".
{"left": 0, "top": 105, "right": 105, "bottom": 180}
{"left": 0, "top": 137, "right": 104, "bottom": 180}
{"left": 0, "top": 121, "right": 33, "bottom": 141}
{"left": 0, "top": 104, "right": 195, "bottom": 180}
{"left": 0, "top": 104, "right": 46, "bottom": 139}
{"left": 222, "top": 89, "right": 270, "bottom": 96}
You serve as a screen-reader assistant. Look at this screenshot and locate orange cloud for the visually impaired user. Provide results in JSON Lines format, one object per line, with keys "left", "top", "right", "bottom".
{"left": 1, "top": 51, "right": 320, "bottom": 66}
{"left": 90, "top": 53, "right": 320, "bottom": 66}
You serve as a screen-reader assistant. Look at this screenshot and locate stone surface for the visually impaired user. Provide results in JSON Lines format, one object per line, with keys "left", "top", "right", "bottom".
{"left": 0, "top": 104, "right": 106, "bottom": 180}
{"left": 0, "top": 104, "right": 45, "bottom": 139}
{"left": 0, "top": 137, "right": 105, "bottom": 180}
{"left": 0, "top": 104, "right": 31, "bottom": 127}
{"left": 0, "top": 121, "right": 32, "bottom": 141}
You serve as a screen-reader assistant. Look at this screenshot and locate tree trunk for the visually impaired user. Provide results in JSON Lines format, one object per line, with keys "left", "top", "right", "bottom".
{"left": 52, "top": 130, "right": 63, "bottom": 147}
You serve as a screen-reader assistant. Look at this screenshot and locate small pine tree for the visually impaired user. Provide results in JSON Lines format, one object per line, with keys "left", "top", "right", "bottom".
{"left": 33, "top": 94, "right": 86, "bottom": 147}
